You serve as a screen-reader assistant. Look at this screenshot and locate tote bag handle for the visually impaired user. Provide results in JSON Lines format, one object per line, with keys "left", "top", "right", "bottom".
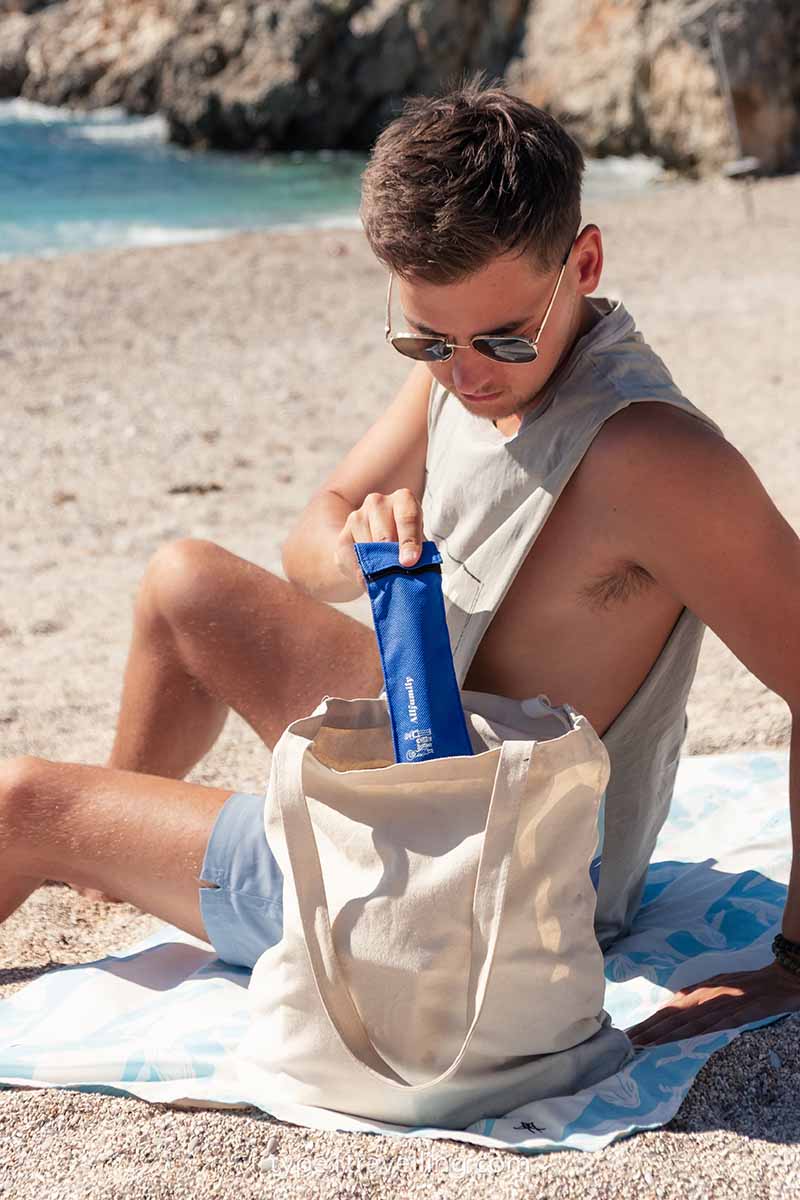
{"left": 271, "top": 724, "right": 532, "bottom": 1093}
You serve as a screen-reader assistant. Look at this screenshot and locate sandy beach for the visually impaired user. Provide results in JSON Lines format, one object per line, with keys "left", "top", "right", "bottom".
{"left": 1, "top": 173, "right": 800, "bottom": 1196}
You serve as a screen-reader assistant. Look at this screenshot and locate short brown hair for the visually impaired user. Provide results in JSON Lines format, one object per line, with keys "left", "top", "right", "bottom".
{"left": 360, "top": 76, "right": 584, "bottom": 283}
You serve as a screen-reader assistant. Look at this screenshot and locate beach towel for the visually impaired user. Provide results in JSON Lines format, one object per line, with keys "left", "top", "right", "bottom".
{"left": 0, "top": 749, "right": 794, "bottom": 1154}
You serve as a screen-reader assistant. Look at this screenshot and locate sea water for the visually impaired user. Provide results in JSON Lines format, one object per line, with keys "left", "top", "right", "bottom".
{"left": 0, "top": 98, "right": 666, "bottom": 261}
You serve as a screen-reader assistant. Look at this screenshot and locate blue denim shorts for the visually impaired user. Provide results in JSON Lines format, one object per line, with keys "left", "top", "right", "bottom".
{"left": 198, "top": 790, "right": 284, "bottom": 969}
{"left": 198, "top": 789, "right": 606, "bottom": 970}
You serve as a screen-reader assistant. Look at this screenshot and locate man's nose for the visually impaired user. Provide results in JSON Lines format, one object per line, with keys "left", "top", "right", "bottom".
{"left": 450, "top": 347, "right": 497, "bottom": 394}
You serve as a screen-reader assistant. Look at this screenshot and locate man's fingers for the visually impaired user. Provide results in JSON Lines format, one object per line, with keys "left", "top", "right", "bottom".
{"left": 626, "top": 965, "right": 800, "bottom": 1049}
{"left": 392, "top": 491, "right": 423, "bottom": 565}
{"left": 632, "top": 1005, "right": 749, "bottom": 1047}
{"left": 626, "top": 1005, "right": 683, "bottom": 1042}
{"left": 626, "top": 987, "right": 727, "bottom": 1041}
{"left": 626, "top": 991, "right": 700, "bottom": 1037}
{"left": 363, "top": 492, "right": 400, "bottom": 545}
{"left": 628, "top": 991, "right": 757, "bottom": 1046}
{"left": 334, "top": 520, "right": 370, "bottom": 588}
{"left": 338, "top": 491, "right": 424, "bottom": 574}
{"left": 396, "top": 523, "right": 422, "bottom": 565}
{"left": 632, "top": 1005, "right": 721, "bottom": 1043}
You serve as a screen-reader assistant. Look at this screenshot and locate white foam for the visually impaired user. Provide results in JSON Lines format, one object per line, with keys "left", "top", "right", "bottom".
{"left": 0, "top": 220, "right": 235, "bottom": 260}
{"left": 65, "top": 113, "right": 168, "bottom": 144}
{"left": 272, "top": 213, "right": 362, "bottom": 233}
{"left": 0, "top": 97, "right": 167, "bottom": 141}
{"left": 586, "top": 154, "right": 667, "bottom": 187}
{"left": 102, "top": 223, "right": 232, "bottom": 248}
{"left": 0, "top": 97, "right": 79, "bottom": 123}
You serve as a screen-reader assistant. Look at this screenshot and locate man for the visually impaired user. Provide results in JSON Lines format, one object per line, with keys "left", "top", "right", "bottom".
{"left": 2, "top": 79, "right": 799, "bottom": 1048}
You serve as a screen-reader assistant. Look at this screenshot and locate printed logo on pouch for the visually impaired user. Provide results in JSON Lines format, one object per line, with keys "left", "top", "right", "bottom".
{"left": 404, "top": 675, "right": 418, "bottom": 723}
{"left": 404, "top": 727, "right": 434, "bottom": 760}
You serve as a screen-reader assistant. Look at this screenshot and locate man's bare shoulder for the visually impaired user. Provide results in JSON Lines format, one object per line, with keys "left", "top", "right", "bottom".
{"left": 577, "top": 400, "right": 728, "bottom": 514}
{"left": 573, "top": 397, "right": 800, "bottom": 714}
{"left": 570, "top": 398, "right": 737, "bottom": 581}
{"left": 590, "top": 399, "right": 724, "bottom": 460}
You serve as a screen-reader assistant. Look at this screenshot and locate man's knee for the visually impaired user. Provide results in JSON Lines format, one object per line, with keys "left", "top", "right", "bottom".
{"left": 138, "top": 538, "right": 281, "bottom": 633}
{"left": 138, "top": 538, "right": 219, "bottom": 628}
{"left": 0, "top": 755, "right": 52, "bottom": 835}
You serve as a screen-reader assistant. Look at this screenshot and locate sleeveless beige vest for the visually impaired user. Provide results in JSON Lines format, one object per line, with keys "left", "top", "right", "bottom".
{"left": 420, "top": 299, "right": 724, "bottom": 948}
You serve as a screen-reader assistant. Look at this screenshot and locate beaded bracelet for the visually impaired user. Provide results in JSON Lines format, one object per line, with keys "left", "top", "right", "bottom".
{"left": 774, "top": 932, "right": 800, "bottom": 958}
{"left": 772, "top": 934, "right": 800, "bottom": 976}
{"left": 774, "top": 949, "right": 800, "bottom": 977}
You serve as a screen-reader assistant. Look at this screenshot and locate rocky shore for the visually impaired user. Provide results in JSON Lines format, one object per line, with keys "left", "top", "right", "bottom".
{"left": 1, "top": 0, "right": 799, "bottom": 171}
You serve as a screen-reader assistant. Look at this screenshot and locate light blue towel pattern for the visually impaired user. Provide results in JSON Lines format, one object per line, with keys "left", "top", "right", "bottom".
{"left": 0, "top": 750, "right": 794, "bottom": 1152}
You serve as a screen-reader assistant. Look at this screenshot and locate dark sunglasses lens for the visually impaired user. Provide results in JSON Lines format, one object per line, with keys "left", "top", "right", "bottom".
{"left": 391, "top": 336, "right": 452, "bottom": 362}
{"left": 474, "top": 338, "right": 538, "bottom": 364}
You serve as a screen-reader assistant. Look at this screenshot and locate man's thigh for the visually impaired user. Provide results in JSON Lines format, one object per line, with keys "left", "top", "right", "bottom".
{"left": 150, "top": 540, "right": 384, "bottom": 746}
{"left": 9, "top": 757, "right": 236, "bottom": 945}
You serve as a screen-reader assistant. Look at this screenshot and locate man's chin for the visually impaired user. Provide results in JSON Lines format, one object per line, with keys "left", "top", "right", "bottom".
{"left": 457, "top": 389, "right": 507, "bottom": 411}
{"left": 456, "top": 390, "right": 528, "bottom": 420}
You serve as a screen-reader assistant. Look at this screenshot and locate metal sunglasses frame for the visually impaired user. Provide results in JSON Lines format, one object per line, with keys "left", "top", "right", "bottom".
{"left": 384, "top": 247, "right": 572, "bottom": 364}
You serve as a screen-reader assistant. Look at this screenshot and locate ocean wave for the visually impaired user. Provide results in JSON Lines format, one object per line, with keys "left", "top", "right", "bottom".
{"left": 282, "top": 213, "right": 363, "bottom": 232}
{"left": 0, "top": 97, "right": 82, "bottom": 123}
{"left": 102, "top": 223, "right": 231, "bottom": 248}
{"left": 0, "top": 214, "right": 367, "bottom": 260}
{"left": 0, "top": 97, "right": 167, "bottom": 141}
{"left": 65, "top": 113, "right": 169, "bottom": 144}
{"left": 0, "top": 220, "right": 235, "bottom": 260}
{"left": 586, "top": 154, "right": 667, "bottom": 185}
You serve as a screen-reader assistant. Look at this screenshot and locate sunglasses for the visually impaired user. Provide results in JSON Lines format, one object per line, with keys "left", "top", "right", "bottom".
{"left": 384, "top": 244, "right": 572, "bottom": 365}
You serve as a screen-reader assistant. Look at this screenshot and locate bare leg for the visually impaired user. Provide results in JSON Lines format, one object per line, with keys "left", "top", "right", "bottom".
{"left": 76, "top": 538, "right": 380, "bottom": 903}
{"left": 107, "top": 538, "right": 382, "bottom": 779}
{"left": 0, "top": 756, "right": 234, "bottom": 940}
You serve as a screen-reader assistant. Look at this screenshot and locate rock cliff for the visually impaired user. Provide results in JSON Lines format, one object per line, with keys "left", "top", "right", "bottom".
{"left": 0, "top": 0, "right": 797, "bottom": 171}
{"left": 508, "top": 0, "right": 799, "bottom": 172}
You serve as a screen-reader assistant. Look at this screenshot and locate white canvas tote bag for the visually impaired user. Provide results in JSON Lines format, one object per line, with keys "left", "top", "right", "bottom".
{"left": 234, "top": 692, "right": 633, "bottom": 1129}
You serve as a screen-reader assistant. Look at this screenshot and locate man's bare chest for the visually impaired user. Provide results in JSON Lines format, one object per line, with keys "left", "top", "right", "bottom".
{"left": 462, "top": 462, "right": 684, "bottom": 738}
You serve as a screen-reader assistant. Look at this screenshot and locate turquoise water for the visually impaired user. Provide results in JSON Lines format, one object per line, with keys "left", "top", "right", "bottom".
{"left": 0, "top": 98, "right": 664, "bottom": 261}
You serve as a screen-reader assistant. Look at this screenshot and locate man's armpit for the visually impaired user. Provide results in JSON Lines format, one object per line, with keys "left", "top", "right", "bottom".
{"left": 577, "top": 561, "right": 656, "bottom": 612}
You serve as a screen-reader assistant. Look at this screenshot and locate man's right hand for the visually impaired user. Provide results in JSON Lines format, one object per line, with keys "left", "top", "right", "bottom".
{"left": 334, "top": 488, "right": 424, "bottom": 591}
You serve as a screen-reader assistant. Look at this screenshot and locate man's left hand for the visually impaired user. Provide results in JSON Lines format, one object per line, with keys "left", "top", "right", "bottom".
{"left": 624, "top": 961, "right": 800, "bottom": 1048}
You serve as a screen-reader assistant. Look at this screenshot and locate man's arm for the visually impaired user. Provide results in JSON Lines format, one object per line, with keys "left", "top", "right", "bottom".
{"left": 281, "top": 362, "right": 431, "bottom": 603}
{"left": 585, "top": 402, "right": 800, "bottom": 1044}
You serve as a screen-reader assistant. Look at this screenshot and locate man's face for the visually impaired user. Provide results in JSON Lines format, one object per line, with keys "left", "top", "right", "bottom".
{"left": 394, "top": 243, "right": 593, "bottom": 424}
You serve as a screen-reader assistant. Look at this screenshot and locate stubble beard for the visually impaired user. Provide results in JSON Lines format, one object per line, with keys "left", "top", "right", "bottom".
{"left": 454, "top": 384, "right": 542, "bottom": 424}
{"left": 495, "top": 382, "right": 548, "bottom": 422}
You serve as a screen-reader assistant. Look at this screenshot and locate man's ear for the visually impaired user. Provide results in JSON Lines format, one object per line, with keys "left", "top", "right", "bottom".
{"left": 573, "top": 224, "right": 603, "bottom": 296}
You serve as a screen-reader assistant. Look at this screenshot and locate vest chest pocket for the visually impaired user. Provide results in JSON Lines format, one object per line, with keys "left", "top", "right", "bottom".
{"left": 432, "top": 538, "right": 483, "bottom": 672}
{"left": 422, "top": 484, "right": 484, "bottom": 671}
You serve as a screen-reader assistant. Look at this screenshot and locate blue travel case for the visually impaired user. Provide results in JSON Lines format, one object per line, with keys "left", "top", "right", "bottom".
{"left": 354, "top": 540, "right": 474, "bottom": 764}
